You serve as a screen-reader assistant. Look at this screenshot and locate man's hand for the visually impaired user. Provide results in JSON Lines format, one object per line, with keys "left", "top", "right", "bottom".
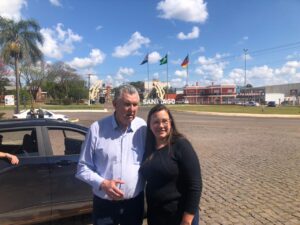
{"left": 100, "top": 179, "right": 125, "bottom": 200}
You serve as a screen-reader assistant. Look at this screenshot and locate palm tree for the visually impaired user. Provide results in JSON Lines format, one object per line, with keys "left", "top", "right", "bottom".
{"left": 0, "top": 16, "right": 44, "bottom": 113}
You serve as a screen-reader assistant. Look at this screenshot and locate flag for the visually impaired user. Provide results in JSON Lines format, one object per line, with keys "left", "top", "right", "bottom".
{"left": 181, "top": 55, "right": 189, "bottom": 68}
{"left": 160, "top": 54, "right": 168, "bottom": 65}
{"left": 140, "top": 54, "right": 148, "bottom": 65}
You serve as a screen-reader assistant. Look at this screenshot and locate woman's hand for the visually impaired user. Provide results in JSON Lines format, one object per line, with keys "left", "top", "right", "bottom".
{"left": 6, "top": 153, "right": 19, "bottom": 165}
{"left": 180, "top": 212, "right": 194, "bottom": 225}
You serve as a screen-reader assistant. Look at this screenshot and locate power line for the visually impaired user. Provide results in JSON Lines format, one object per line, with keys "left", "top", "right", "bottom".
{"left": 81, "top": 41, "right": 300, "bottom": 80}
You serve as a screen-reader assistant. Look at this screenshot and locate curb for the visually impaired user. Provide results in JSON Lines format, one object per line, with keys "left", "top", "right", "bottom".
{"left": 50, "top": 109, "right": 108, "bottom": 113}
{"left": 173, "top": 110, "right": 300, "bottom": 118}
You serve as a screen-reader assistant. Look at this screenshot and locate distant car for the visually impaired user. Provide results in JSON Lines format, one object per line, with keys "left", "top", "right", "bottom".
{"left": 267, "top": 101, "right": 276, "bottom": 107}
{"left": 175, "top": 99, "right": 184, "bottom": 104}
{"left": 0, "top": 119, "right": 91, "bottom": 225}
{"left": 245, "top": 101, "right": 260, "bottom": 106}
{"left": 175, "top": 99, "right": 189, "bottom": 104}
{"left": 13, "top": 109, "right": 69, "bottom": 121}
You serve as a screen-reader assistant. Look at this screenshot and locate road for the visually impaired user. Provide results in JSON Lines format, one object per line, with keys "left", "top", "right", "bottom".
{"left": 4, "top": 107, "right": 300, "bottom": 225}
{"left": 54, "top": 106, "right": 300, "bottom": 225}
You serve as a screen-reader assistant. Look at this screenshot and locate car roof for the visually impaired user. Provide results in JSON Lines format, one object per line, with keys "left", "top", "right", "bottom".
{"left": 0, "top": 119, "right": 88, "bottom": 131}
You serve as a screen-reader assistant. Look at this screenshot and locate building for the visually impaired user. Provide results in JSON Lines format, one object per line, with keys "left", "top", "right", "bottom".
{"left": 237, "top": 83, "right": 300, "bottom": 105}
{"left": 183, "top": 82, "right": 300, "bottom": 105}
{"left": 184, "top": 83, "right": 237, "bottom": 104}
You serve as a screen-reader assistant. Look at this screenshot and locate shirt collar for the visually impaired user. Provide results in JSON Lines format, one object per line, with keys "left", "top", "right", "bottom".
{"left": 112, "top": 113, "right": 134, "bottom": 132}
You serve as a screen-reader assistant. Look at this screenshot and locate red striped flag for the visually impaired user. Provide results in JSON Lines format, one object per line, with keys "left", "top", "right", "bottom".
{"left": 181, "top": 55, "right": 189, "bottom": 68}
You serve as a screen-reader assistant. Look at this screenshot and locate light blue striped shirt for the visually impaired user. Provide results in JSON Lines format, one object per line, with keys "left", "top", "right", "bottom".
{"left": 76, "top": 114, "right": 146, "bottom": 200}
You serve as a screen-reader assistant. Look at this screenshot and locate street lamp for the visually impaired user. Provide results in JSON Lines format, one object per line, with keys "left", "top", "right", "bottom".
{"left": 243, "top": 48, "right": 248, "bottom": 87}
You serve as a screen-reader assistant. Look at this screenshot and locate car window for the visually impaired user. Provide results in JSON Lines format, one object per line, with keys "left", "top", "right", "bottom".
{"left": 44, "top": 111, "right": 51, "bottom": 116}
{"left": 48, "top": 128, "right": 85, "bottom": 156}
{"left": 0, "top": 129, "right": 39, "bottom": 157}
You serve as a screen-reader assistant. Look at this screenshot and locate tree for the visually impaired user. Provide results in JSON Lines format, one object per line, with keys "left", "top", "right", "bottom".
{"left": 130, "top": 81, "right": 145, "bottom": 101}
{"left": 68, "top": 79, "right": 88, "bottom": 104}
{"left": 0, "top": 59, "right": 10, "bottom": 98}
{"left": 20, "top": 61, "right": 47, "bottom": 105}
{"left": 43, "top": 62, "right": 87, "bottom": 104}
{"left": 0, "top": 16, "right": 44, "bottom": 113}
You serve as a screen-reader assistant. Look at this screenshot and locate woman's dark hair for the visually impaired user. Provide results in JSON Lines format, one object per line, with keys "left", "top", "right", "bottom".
{"left": 144, "top": 104, "right": 184, "bottom": 160}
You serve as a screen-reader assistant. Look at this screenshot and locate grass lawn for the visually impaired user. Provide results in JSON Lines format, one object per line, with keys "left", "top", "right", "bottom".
{"left": 1, "top": 103, "right": 300, "bottom": 115}
{"left": 166, "top": 104, "right": 300, "bottom": 115}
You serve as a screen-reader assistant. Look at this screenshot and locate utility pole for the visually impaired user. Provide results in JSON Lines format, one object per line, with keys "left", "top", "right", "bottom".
{"left": 243, "top": 48, "right": 248, "bottom": 87}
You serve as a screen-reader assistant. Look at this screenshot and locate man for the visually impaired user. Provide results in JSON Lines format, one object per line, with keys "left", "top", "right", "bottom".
{"left": 76, "top": 84, "right": 146, "bottom": 225}
{"left": 37, "top": 108, "right": 44, "bottom": 118}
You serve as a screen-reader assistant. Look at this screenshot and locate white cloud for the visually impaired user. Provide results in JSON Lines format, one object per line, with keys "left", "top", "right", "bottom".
{"left": 0, "top": 0, "right": 27, "bottom": 21}
{"left": 226, "top": 61, "right": 300, "bottom": 87}
{"left": 286, "top": 51, "right": 300, "bottom": 60}
{"left": 249, "top": 65, "right": 273, "bottom": 80}
{"left": 177, "top": 26, "right": 200, "bottom": 40}
{"left": 227, "top": 68, "right": 244, "bottom": 85}
{"left": 240, "top": 53, "right": 252, "bottom": 61}
{"left": 106, "top": 67, "right": 135, "bottom": 87}
{"left": 49, "top": 0, "right": 62, "bottom": 7}
{"left": 171, "top": 59, "right": 181, "bottom": 65}
{"left": 236, "top": 36, "right": 249, "bottom": 45}
{"left": 80, "top": 68, "right": 99, "bottom": 84}
{"left": 157, "top": 0, "right": 208, "bottom": 23}
{"left": 171, "top": 78, "right": 184, "bottom": 88}
{"left": 112, "top": 32, "right": 150, "bottom": 58}
{"left": 193, "top": 52, "right": 300, "bottom": 87}
{"left": 96, "top": 25, "right": 103, "bottom": 31}
{"left": 117, "top": 67, "right": 135, "bottom": 76}
{"left": 68, "top": 49, "right": 106, "bottom": 69}
{"left": 192, "top": 46, "right": 205, "bottom": 55}
{"left": 105, "top": 75, "right": 114, "bottom": 87}
{"left": 149, "top": 51, "right": 162, "bottom": 63}
{"left": 90, "top": 76, "right": 99, "bottom": 85}
{"left": 274, "top": 61, "right": 300, "bottom": 77}
{"left": 175, "top": 70, "right": 187, "bottom": 78}
{"left": 195, "top": 54, "right": 229, "bottom": 81}
{"left": 39, "top": 23, "right": 82, "bottom": 59}
{"left": 153, "top": 72, "right": 159, "bottom": 79}
{"left": 105, "top": 74, "right": 126, "bottom": 88}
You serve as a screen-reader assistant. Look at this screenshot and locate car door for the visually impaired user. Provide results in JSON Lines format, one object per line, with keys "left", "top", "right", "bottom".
{"left": 44, "top": 126, "right": 92, "bottom": 216}
{"left": 43, "top": 110, "right": 53, "bottom": 119}
{"left": 0, "top": 127, "right": 51, "bottom": 225}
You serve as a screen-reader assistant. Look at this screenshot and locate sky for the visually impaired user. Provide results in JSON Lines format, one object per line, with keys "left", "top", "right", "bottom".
{"left": 1, "top": 0, "right": 300, "bottom": 88}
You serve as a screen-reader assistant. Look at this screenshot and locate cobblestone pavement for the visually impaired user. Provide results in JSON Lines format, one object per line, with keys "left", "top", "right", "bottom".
{"left": 170, "top": 112, "right": 300, "bottom": 225}
{"left": 60, "top": 107, "right": 300, "bottom": 225}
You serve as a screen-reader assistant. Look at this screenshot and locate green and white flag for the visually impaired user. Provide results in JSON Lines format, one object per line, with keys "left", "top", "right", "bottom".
{"left": 160, "top": 54, "right": 168, "bottom": 65}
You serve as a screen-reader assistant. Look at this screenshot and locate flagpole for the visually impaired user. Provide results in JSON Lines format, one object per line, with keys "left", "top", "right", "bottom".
{"left": 147, "top": 54, "right": 149, "bottom": 96}
{"left": 166, "top": 56, "right": 168, "bottom": 99}
{"left": 186, "top": 54, "right": 189, "bottom": 86}
{"left": 140, "top": 53, "right": 149, "bottom": 99}
{"left": 186, "top": 63, "right": 189, "bottom": 86}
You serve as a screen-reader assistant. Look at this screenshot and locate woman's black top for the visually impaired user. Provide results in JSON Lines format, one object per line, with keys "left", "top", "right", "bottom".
{"left": 140, "top": 138, "right": 202, "bottom": 215}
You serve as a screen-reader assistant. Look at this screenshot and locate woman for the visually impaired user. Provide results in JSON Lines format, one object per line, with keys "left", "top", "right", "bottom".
{"left": 0, "top": 152, "right": 19, "bottom": 165}
{"left": 140, "top": 104, "right": 202, "bottom": 225}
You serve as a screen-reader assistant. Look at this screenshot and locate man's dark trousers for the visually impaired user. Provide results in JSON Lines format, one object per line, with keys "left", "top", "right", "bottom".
{"left": 93, "top": 192, "right": 144, "bottom": 225}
